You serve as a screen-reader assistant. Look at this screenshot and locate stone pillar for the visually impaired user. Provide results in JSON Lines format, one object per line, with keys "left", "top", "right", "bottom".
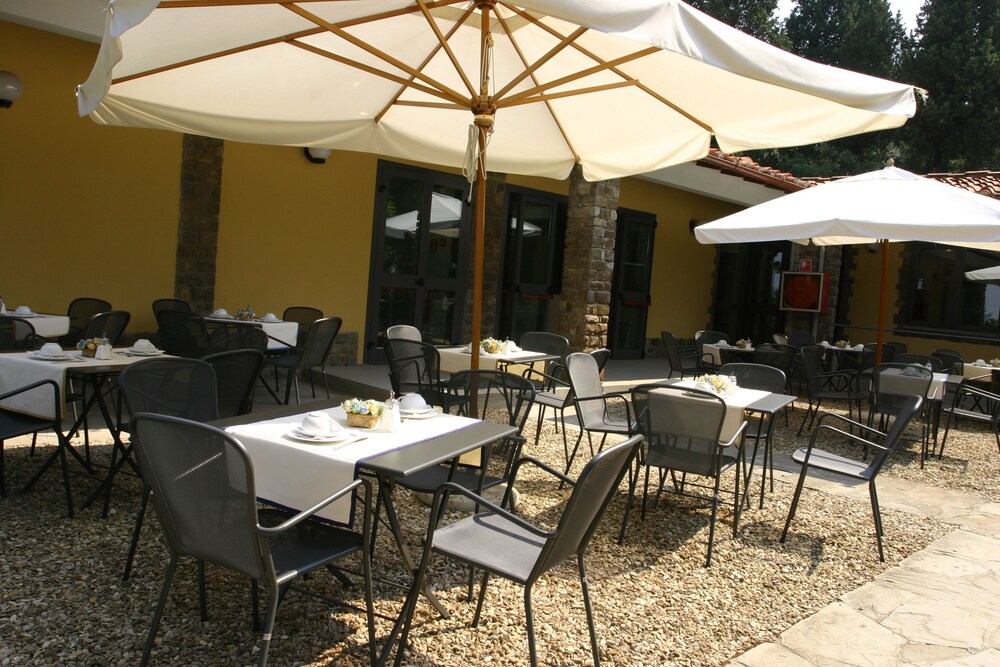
{"left": 560, "top": 164, "right": 619, "bottom": 352}
{"left": 175, "top": 134, "right": 223, "bottom": 313}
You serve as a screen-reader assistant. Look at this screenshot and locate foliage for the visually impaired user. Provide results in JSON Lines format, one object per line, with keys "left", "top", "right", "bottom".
{"left": 686, "top": 0, "right": 789, "bottom": 47}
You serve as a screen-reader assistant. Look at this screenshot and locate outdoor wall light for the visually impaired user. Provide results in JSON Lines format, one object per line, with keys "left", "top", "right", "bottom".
{"left": 0, "top": 71, "right": 24, "bottom": 109}
{"left": 303, "top": 146, "right": 332, "bottom": 164}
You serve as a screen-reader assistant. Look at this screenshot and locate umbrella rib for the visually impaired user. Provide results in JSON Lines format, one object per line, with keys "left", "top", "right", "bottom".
{"left": 502, "top": 80, "right": 638, "bottom": 108}
{"left": 492, "top": 25, "right": 589, "bottom": 100}
{"left": 501, "top": 3, "right": 713, "bottom": 132}
{"left": 415, "top": 0, "right": 478, "bottom": 99}
{"left": 281, "top": 2, "right": 470, "bottom": 106}
{"left": 492, "top": 8, "right": 580, "bottom": 163}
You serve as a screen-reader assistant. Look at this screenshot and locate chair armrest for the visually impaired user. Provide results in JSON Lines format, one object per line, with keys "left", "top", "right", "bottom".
{"left": 521, "top": 366, "right": 569, "bottom": 390}
{"left": 0, "top": 379, "right": 62, "bottom": 421}
{"left": 257, "top": 478, "right": 367, "bottom": 535}
{"left": 814, "top": 411, "right": 887, "bottom": 439}
{"left": 508, "top": 455, "right": 577, "bottom": 488}
{"left": 428, "top": 481, "right": 555, "bottom": 539}
{"left": 720, "top": 420, "right": 748, "bottom": 448}
{"left": 811, "top": 423, "right": 890, "bottom": 453}
{"left": 953, "top": 383, "right": 1000, "bottom": 403}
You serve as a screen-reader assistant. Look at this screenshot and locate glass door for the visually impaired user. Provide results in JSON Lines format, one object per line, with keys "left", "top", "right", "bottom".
{"left": 365, "top": 162, "right": 470, "bottom": 362}
{"left": 609, "top": 209, "right": 656, "bottom": 358}
{"left": 711, "top": 241, "right": 789, "bottom": 344}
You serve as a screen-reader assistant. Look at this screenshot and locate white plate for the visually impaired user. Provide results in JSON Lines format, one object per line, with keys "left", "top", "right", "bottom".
{"left": 286, "top": 427, "right": 353, "bottom": 444}
{"left": 210, "top": 314, "right": 234, "bottom": 320}
{"left": 256, "top": 317, "right": 281, "bottom": 323}
{"left": 28, "top": 352, "right": 73, "bottom": 361}
{"left": 401, "top": 408, "right": 436, "bottom": 419}
{"left": 128, "top": 349, "right": 164, "bottom": 356}
{"left": 13, "top": 312, "right": 37, "bottom": 318}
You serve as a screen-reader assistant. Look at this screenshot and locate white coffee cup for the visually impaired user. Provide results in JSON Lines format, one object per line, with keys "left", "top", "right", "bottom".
{"left": 133, "top": 339, "right": 156, "bottom": 352}
{"left": 300, "top": 411, "right": 339, "bottom": 436}
{"left": 263, "top": 312, "right": 278, "bottom": 321}
{"left": 213, "top": 308, "right": 229, "bottom": 317}
{"left": 40, "top": 342, "right": 62, "bottom": 356}
{"left": 15, "top": 305, "right": 32, "bottom": 316}
{"left": 399, "top": 394, "right": 428, "bottom": 412}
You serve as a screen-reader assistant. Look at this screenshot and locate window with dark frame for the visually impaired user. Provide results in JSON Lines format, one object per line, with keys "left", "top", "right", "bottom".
{"left": 900, "top": 242, "right": 1000, "bottom": 337}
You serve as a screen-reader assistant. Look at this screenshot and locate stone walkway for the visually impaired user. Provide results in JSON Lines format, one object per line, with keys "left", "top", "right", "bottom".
{"left": 728, "top": 452, "right": 1000, "bottom": 666}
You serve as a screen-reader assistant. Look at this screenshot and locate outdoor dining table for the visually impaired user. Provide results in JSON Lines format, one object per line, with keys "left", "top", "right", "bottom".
{"left": 0, "top": 312, "right": 71, "bottom": 339}
{"left": 702, "top": 342, "right": 754, "bottom": 368}
{"left": 205, "top": 316, "right": 298, "bottom": 350}
{"left": 216, "top": 400, "right": 517, "bottom": 665}
{"left": 437, "top": 345, "right": 559, "bottom": 374}
{"left": 961, "top": 362, "right": 999, "bottom": 383}
{"left": 0, "top": 348, "right": 171, "bottom": 514}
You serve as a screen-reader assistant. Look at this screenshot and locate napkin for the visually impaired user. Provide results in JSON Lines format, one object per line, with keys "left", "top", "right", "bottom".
{"left": 508, "top": 342, "right": 521, "bottom": 352}
{"left": 853, "top": 344, "right": 864, "bottom": 351}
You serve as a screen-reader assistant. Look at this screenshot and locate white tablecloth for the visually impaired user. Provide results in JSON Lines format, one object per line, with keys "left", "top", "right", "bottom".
{"left": 206, "top": 317, "right": 298, "bottom": 350}
{"left": 702, "top": 343, "right": 754, "bottom": 367}
{"left": 963, "top": 363, "right": 998, "bottom": 381}
{"left": 1, "top": 313, "right": 71, "bottom": 339}
{"left": 0, "top": 350, "right": 150, "bottom": 418}
{"left": 438, "top": 346, "right": 556, "bottom": 373}
{"left": 227, "top": 407, "right": 481, "bottom": 524}
{"left": 874, "top": 369, "right": 950, "bottom": 400}
{"left": 664, "top": 381, "right": 769, "bottom": 442}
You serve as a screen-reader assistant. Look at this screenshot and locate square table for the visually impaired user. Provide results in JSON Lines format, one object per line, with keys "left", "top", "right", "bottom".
{"left": 0, "top": 312, "right": 71, "bottom": 339}
{"left": 205, "top": 316, "right": 298, "bottom": 350}
{"left": 702, "top": 343, "right": 754, "bottom": 368}
{"left": 437, "top": 345, "right": 559, "bottom": 374}
{"left": 657, "top": 379, "right": 772, "bottom": 442}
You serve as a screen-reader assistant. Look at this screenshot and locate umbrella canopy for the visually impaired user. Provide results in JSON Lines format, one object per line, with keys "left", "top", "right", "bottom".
{"left": 695, "top": 166, "right": 1000, "bottom": 358}
{"left": 965, "top": 265, "right": 1000, "bottom": 283}
{"left": 77, "top": 0, "right": 924, "bottom": 366}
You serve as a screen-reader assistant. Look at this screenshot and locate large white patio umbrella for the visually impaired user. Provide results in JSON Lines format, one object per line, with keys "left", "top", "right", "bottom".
{"left": 695, "top": 166, "right": 1000, "bottom": 359}
{"left": 77, "top": 0, "right": 923, "bottom": 367}
{"left": 965, "top": 265, "right": 1000, "bottom": 283}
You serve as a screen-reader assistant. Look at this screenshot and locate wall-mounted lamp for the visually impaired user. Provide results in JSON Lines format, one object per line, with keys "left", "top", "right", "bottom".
{"left": 0, "top": 71, "right": 24, "bottom": 109}
{"left": 867, "top": 243, "right": 880, "bottom": 253}
{"left": 689, "top": 219, "right": 702, "bottom": 234}
{"left": 303, "top": 146, "right": 332, "bottom": 164}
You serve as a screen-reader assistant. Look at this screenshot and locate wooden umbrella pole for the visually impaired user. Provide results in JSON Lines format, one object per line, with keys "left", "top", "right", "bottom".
{"left": 875, "top": 238, "right": 889, "bottom": 365}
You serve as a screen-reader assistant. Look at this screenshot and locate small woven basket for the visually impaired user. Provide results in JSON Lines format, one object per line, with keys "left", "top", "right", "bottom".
{"left": 81, "top": 347, "right": 97, "bottom": 358}
{"left": 483, "top": 345, "right": 503, "bottom": 355}
{"left": 347, "top": 412, "right": 380, "bottom": 429}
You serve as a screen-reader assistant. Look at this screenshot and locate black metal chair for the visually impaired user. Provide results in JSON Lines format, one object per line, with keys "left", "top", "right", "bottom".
{"left": 61, "top": 297, "right": 111, "bottom": 346}
{"left": 516, "top": 330, "right": 569, "bottom": 376}
{"left": 395, "top": 435, "right": 642, "bottom": 667}
{"left": 204, "top": 349, "right": 265, "bottom": 418}
{"left": 0, "top": 316, "right": 44, "bottom": 351}
{"left": 695, "top": 329, "right": 728, "bottom": 372}
{"left": 719, "top": 362, "right": 787, "bottom": 508}
{"left": 281, "top": 306, "right": 323, "bottom": 350}
{"left": 207, "top": 321, "right": 269, "bottom": 354}
{"left": 620, "top": 383, "right": 747, "bottom": 566}
{"left": 938, "top": 380, "right": 1000, "bottom": 460}
{"left": 894, "top": 353, "right": 942, "bottom": 371}
{"left": 130, "top": 413, "right": 375, "bottom": 667}
{"left": 155, "top": 310, "right": 208, "bottom": 358}
{"left": 119, "top": 358, "right": 221, "bottom": 586}
{"left": 1, "top": 379, "right": 75, "bottom": 516}
{"left": 151, "top": 298, "right": 192, "bottom": 318}
{"left": 781, "top": 395, "right": 923, "bottom": 562}
{"left": 867, "top": 362, "right": 935, "bottom": 463}
{"left": 384, "top": 337, "right": 461, "bottom": 410}
{"left": 660, "top": 330, "right": 707, "bottom": 379}
{"left": 564, "top": 352, "right": 636, "bottom": 474}
{"left": 931, "top": 349, "right": 964, "bottom": 374}
{"left": 262, "top": 316, "right": 341, "bottom": 404}
{"left": 798, "top": 344, "right": 864, "bottom": 435}
{"left": 82, "top": 310, "right": 131, "bottom": 345}
{"left": 786, "top": 330, "right": 815, "bottom": 349}
{"left": 385, "top": 323, "right": 421, "bottom": 342}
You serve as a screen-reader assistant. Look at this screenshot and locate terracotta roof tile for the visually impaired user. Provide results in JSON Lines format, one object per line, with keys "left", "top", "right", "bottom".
{"left": 696, "top": 148, "right": 815, "bottom": 192}
{"left": 926, "top": 171, "right": 1000, "bottom": 199}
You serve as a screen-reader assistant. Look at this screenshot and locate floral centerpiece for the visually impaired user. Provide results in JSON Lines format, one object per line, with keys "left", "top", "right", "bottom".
{"left": 342, "top": 397, "right": 384, "bottom": 428}
{"left": 991, "top": 358, "right": 1000, "bottom": 367}
{"left": 735, "top": 338, "right": 751, "bottom": 349}
{"left": 696, "top": 374, "right": 735, "bottom": 396}
{"left": 835, "top": 339, "right": 850, "bottom": 349}
{"left": 235, "top": 304, "right": 255, "bottom": 321}
{"left": 77, "top": 337, "right": 109, "bottom": 358}
{"left": 480, "top": 337, "right": 504, "bottom": 354}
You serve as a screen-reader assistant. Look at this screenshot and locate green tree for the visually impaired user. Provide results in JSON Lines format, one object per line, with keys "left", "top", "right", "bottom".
{"left": 901, "top": 0, "right": 1000, "bottom": 172}
{"left": 686, "top": 0, "right": 788, "bottom": 47}
{"left": 750, "top": 0, "right": 909, "bottom": 177}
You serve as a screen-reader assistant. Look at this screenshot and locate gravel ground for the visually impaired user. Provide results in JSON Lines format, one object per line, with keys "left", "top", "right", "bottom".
{"left": 2, "top": 395, "right": 983, "bottom": 667}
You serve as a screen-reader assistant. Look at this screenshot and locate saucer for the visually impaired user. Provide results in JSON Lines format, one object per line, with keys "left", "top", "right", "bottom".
{"left": 128, "top": 348, "right": 164, "bottom": 356}
{"left": 287, "top": 427, "right": 351, "bottom": 443}
{"left": 401, "top": 408, "right": 436, "bottom": 419}
{"left": 257, "top": 317, "right": 281, "bottom": 323}
{"left": 28, "top": 351, "right": 73, "bottom": 361}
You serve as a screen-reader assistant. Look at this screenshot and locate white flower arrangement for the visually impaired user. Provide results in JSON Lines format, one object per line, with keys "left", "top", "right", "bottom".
{"left": 991, "top": 358, "right": 1000, "bottom": 368}
{"left": 480, "top": 337, "right": 504, "bottom": 353}
{"left": 735, "top": 338, "right": 751, "bottom": 349}
{"left": 342, "top": 397, "right": 383, "bottom": 416}
{"left": 835, "top": 339, "right": 850, "bottom": 349}
{"left": 697, "top": 374, "right": 734, "bottom": 395}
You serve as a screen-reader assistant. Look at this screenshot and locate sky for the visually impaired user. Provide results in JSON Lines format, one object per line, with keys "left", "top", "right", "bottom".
{"left": 776, "top": 0, "right": 924, "bottom": 32}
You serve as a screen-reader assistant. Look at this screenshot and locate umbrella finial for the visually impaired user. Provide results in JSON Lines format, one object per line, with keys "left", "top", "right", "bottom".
{"left": 885, "top": 157, "right": 895, "bottom": 167}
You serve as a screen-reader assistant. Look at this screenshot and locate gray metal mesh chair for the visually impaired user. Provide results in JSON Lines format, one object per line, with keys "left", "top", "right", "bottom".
{"left": 894, "top": 353, "right": 942, "bottom": 371}
{"left": 151, "top": 298, "right": 191, "bottom": 317}
{"left": 939, "top": 380, "right": 1000, "bottom": 460}
{"left": 661, "top": 331, "right": 708, "bottom": 378}
{"left": 868, "top": 362, "right": 934, "bottom": 463}
{"left": 517, "top": 330, "right": 569, "bottom": 375}
{"left": 395, "top": 435, "right": 642, "bottom": 667}
{"left": 384, "top": 337, "right": 463, "bottom": 411}
{"left": 385, "top": 324, "right": 421, "bottom": 342}
{"left": 781, "top": 395, "right": 923, "bottom": 562}
{"left": 281, "top": 306, "right": 323, "bottom": 350}
{"left": 931, "top": 349, "right": 963, "bottom": 374}
{"left": 799, "top": 345, "right": 863, "bottom": 435}
{"left": 0, "top": 316, "right": 44, "bottom": 351}
{"left": 129, "top": 413, "right": 375, "bottom": 667}
{"left": 119, "top": 358, "right": 220, "bottom": 585}
{"left": 262, "top": 316, "right": 341, "bottom": 404}
{"left": 720, "top": 362, "right": 787, "bottom": 508}
{"left": 204, "top": 349, "right": 265, "bottom": 418}
{"left": 564, "top": 352, "right": 636, "bottom": 475}
{"left": 207, "top": 321, "right": 269, "bottom": 353}
{"left": 62, "top": 297, "right": 111, "bottom": 345}
{"left": 156, "top": 310, "right": 208, "bottom": 358}
{"left": 620, "top": 384, "right": 746, "bottom": 566}
{"left": 83, "top": 310, "right": 131, "bottom": 345}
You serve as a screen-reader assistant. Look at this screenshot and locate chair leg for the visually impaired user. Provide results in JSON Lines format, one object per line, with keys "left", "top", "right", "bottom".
{"left": 781, "top": 465, "right": 810, "bottom": 544}
{"left": 123, "top": 488, "right": 151, "bottom": 581}
{"left": 524, "top": 585, "right": 538, "bottom": 667}
{"left": 617, "top": 460, "right": 641, "bottom": 544}
{"left": 578, "top": 555, "right": 601, "bottom": 667}
{"left": 198, "top": 560, "right": 208, "bottom": 622}
{"left": 533, "top": 405, "right": 547, "bottom": 445}
{"left": 257, "top": 586, "right": 281, "bottom": 667}
{"left": 869, "top": 481, "right": 885, "bottom": 562}
{"left": 140, "top": 553, "right": 178, "bottom": 667}
{"left": 939, "top": 410, "right": 956, "bottom": 460}
{"left": 0, "top": 440, "right": 5, "bottom": 498}
{"left": 472, "top": 570, "right": 490, "bottom": 626}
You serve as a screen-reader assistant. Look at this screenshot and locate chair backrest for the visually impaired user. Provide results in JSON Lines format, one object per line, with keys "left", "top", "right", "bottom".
{"left": 565, "top": 352, "right": 607, "bottom": 429}
{"left": 385, "top": 338, "right": 443, "bottom": 401}
{"left": 65, "top": 297, "right": 112, "bottom": 342}
{"left": 295, "top": 316, "right": 342, "bottom": 369}
{"left": 885, "top": 341, "right": 908, "bottom": 358}
{"left": 119, "top": 357, "right": 220, "bottom": 422}
{"left": 448, "top": 370, "right": 536, "bottom": 432}
{"left": 519, "top": 331, "right": 570, "bottom": 371}
{"left": 863, "top": 394, "right": 924, "bottom": 478}
{"left": 84, "top": 310, "right": 131, "bottom": 345}
{"left": 871, "top": 362, "right": 934, "bottom": 408}
{"left": 130, "top": 414, "right": 268, "bottom": 581}
{"left": 752, "top": 343, "right": 796, "bottom": 375}
{"left": 203, "top": 349, "right": 265, "bottom": 418}
{"left": 207, "top": 322, "right": 268, "bottom": 353}
{"left": 631, "top": 383, "right": 727, "bottom": 477}
{"left": 800, "top": 345, "right": 826, "bottom": 381}
{"left": 530, "top": 435, "right": 642, "bottom": 580}
{"left": 0, "top": 317, "right": 40, "bottom": 351}
{"left": 659, "top": 331, "right": 686, "bottom": 379}
{"left": 151, "top": 298, "right": 191, "bottom": 317}
{"left": 719, "top": 362, "right": 786, "bottom": 394}
{"left": 772, "top": 333, "right": 790, "bottom": 345}
{"left": 931, "top": 349, "right": 963, "bottom": 374}
{"left": 894, "top": 353, "right": 942, "bottom": 372}
{"left": 156, "top": 310, "right": 208, "bottom": 358}
{"left": 281, "top": 306, "right": 323, "bottom": 326}
{"left": 590, "top": 348, "right": 611, "bottom": 374}
{"left": 386, "top": 324, "right": 422, "bottom": 342}
{"left": 786, "top": 330, "right": 815, "bottom": 348}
